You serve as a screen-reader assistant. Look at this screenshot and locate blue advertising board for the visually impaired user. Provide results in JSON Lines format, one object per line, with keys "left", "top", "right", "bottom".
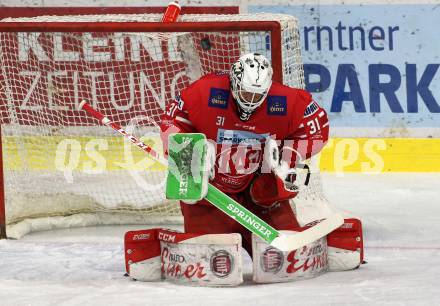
{"left": 250, "top": 4, "right": 440, "bottom": 135}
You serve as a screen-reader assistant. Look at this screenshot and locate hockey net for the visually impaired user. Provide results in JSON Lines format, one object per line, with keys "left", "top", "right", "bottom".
{"left": 0, "top": 13, "right": 327, "bottom": 239}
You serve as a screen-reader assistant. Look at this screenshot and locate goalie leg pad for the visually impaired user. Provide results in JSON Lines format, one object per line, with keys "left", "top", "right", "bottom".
{"left": 252, "top": 230, "right": 328, "bottom": 283}
{"left": 159, "top": 229, "right": 243, "bottom": 286}
{"left": 125, "top": 228, "right": 243, "bottom": 286}
{"left": 327, "top": 218, "right": 364, "bottom": 271}
{"left": 124, "top": 228, "right": 162, "bottom": 281}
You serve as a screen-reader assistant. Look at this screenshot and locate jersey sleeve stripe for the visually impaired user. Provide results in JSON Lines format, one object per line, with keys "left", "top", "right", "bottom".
{"left": 175, "top": 116, "right": 193, "bottom": 126}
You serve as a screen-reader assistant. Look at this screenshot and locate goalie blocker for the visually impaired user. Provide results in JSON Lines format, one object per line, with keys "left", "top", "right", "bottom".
{"left": 124, "top": 219, "right": 363, "bottom": 286}
{"left": 166, "top": 133, "right": 214, "bottom": 203}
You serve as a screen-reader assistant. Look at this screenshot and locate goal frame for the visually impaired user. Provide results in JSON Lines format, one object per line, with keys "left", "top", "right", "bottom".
{"left": 0, "top": 20, "right": 286, "bottom": 239}
{"left": 0, "top": 21, "right": 283, "bottom": 82}
{"left": 0, "top": 125, "right": 5, "bottom": 239}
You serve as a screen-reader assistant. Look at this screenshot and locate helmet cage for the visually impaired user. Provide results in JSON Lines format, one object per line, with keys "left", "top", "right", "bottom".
{"left": 236, "top": 88, "right": 266, "bottom": 112}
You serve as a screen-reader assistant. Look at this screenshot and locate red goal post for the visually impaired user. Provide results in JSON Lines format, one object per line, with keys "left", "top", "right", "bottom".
{"left": 0, "top": 13, "right": 311, "bottom": 239}
{"left": 0, "top": 125, "right": 6, "bottom": 238}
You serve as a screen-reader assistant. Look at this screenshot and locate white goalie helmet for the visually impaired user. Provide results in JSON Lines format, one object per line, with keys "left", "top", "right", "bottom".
{"left": 230, "top": 53, "right": 273, "bottom": 121}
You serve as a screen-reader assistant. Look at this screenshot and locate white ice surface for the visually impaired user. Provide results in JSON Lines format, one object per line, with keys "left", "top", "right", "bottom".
{"left": 1, "top": 173, "right": 440, "bottom": 306}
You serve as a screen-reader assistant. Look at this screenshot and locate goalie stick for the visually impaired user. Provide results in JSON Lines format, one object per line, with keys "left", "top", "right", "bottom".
{"left": 78, "top": 100, "right": 343, "bottom": 251}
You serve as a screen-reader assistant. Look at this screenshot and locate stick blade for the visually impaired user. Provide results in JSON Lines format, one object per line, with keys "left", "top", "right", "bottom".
{"left": 271, "top": 213, "right": 344, "bottom": 252}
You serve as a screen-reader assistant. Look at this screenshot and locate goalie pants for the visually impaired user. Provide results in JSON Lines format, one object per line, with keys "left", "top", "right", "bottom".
{"left": 180, "top": 191, "right": 300, "bottom": 256}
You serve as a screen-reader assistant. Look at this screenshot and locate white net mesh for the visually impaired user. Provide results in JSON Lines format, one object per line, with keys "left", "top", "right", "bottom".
{"left": 0, "top": 13, "right": 323, "bottom": 239}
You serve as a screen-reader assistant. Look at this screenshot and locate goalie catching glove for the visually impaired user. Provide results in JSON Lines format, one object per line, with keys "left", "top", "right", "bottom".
{"left": 250, "top": 138, "right": 310, "bottom": 207}
{"left": 166, "top": 133, "right": 215, "bottom": 204}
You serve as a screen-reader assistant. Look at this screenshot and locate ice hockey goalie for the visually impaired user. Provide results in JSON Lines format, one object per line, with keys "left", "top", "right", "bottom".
{"left": 124, "top": 53, "right": 364, "bottom": 286}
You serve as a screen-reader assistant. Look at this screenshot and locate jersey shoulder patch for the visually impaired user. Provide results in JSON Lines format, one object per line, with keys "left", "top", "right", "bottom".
{"left": 303, "top": 100, "right": 320, "bottom": 118}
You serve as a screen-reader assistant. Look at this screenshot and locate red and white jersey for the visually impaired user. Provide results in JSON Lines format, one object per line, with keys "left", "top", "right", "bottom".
{"left": 160, "top": 73, "right": 329, "bottom": 194}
